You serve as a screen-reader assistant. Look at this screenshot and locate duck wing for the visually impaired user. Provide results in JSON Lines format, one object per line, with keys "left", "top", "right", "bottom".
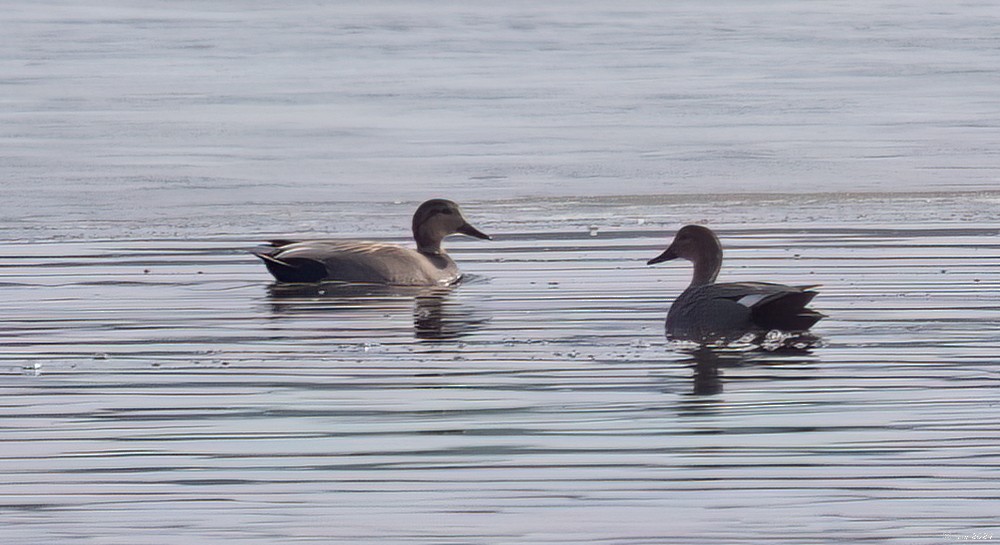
{"left": 713, "top": 282, "right": 824, "bottom": 331}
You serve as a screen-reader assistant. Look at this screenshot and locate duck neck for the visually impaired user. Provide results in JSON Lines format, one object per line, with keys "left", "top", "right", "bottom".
{"left": 689, "top": 248, "right": 722, "bottom": 287}
{"left": 413, "top": 227, "right": 444, "bottom": 255}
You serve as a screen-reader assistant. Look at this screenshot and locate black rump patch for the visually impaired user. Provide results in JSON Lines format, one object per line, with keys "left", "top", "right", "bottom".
{"left": 258, "top": 254, "right": 328, "bottom": 283}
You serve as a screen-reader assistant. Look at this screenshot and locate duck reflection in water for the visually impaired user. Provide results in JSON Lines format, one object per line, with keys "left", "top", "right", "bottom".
{"left": 265, "top": 282, "right": 489, "bottom": 341}
{"left": 678, "top": 344, "right": 819, "bottom": 397}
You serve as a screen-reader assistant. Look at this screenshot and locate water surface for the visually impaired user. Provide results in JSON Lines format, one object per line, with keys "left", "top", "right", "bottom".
{"left": 3, "top": 1, "right": 1000, "bottom": 543}
{"left": 3, "top": 193, "right": 1000, "bottom": 544}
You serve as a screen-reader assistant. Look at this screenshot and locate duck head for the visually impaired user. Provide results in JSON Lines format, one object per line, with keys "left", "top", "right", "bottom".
{"left": 412, "top": 199, "right": 491, "bottom": 254}
{"left": 647, "top": 224, "right": 723, "bottom": 286}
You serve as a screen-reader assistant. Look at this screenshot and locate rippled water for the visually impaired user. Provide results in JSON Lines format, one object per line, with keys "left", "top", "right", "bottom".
{"left": 4, "top": 1, "right": 1000, "bottom": 543}
{"left": 3, "top": 193, "right": 999, "bottom": 544}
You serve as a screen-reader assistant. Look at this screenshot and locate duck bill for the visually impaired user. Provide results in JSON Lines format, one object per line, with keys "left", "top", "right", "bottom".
{"left": 647, "top": 247, "right": 678, "bottom": 265}
{"left": 457, "top": 222, "right": 492, "bottom": 240}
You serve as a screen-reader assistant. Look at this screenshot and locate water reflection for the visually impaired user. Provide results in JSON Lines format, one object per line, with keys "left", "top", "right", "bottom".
{"left": 266, "top": 282, "right": 489, "bottom": 341}
{"left": 680, "top": 347, "right": 747, "bottom": 396}
{"left": 678, "top": 345, "right": 819, "bottom": 396}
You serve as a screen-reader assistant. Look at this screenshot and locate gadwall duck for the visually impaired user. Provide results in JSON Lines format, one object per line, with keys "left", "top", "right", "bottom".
{"left": 647, "top": 225, "right": 824, "bottom": 342}
{"left": 254, "top": 199, "right": 491, "bottom": 285}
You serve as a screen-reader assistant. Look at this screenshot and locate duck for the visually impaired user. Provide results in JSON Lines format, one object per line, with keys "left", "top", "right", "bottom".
{"left": 253, "top": 199, "right": 491, "bottom": 286}
{"left": 647, "top": 224, "right": 824, "bottom": 342}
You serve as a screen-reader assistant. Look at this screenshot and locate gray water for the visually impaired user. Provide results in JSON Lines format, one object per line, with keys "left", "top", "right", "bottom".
{"left": 2, "top": 2, "right": 1000, "bottom": 544}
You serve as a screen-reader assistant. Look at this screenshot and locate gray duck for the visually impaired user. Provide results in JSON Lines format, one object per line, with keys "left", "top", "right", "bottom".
{"left": 254, "top": 199, "right": 490, "bottom": 286}
{"left": 647, "top": 224, "right": 824, "bottom": 342}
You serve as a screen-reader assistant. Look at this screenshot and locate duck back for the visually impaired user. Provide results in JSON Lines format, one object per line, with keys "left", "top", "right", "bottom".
{"left": 666, "top": 282, "right": 823, "bottom": 341}
{"left": 255, "top": 241, "right": 460, "bottom": 286}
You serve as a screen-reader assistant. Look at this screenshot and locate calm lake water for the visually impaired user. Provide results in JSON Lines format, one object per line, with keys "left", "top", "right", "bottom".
{"left": 2, "top": 1, "right": 1000, "bottom": 544}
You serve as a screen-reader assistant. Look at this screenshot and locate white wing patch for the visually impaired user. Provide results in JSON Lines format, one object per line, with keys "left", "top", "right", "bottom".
{"left": 737, "top": 294, "right": 770, "bottom": 308}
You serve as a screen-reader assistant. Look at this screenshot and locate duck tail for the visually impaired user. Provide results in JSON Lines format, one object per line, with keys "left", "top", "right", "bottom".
{"left": 252, "top": 249, "right": 327, "bottom": 283}
{"left": 752, "top": 289, "right": 825, "bottom": 331}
